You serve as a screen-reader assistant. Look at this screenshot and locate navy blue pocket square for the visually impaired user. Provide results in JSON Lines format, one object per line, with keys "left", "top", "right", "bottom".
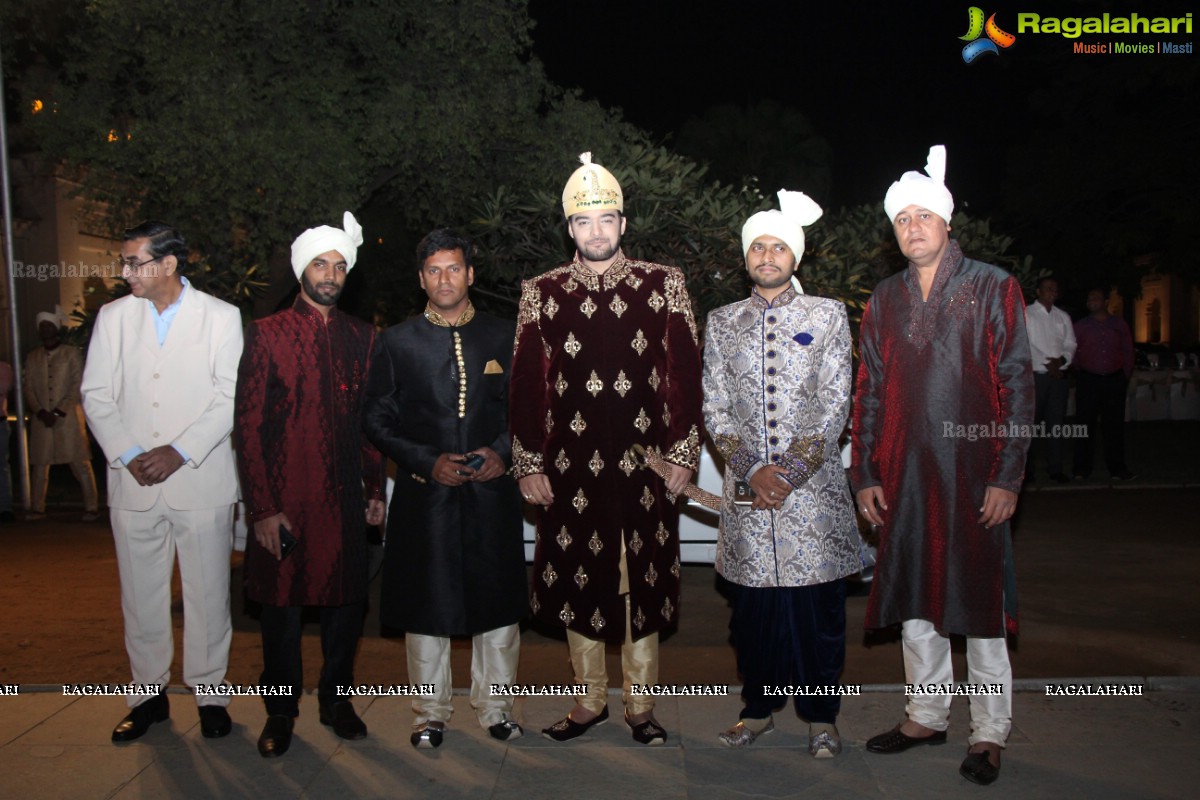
{"left": 793, "top": 332, "right": 814, "bottom": 345}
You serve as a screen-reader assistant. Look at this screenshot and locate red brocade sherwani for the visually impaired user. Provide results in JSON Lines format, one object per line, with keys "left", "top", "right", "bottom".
{"left": 510, "top": 252, "right": 703, "bottom": 643}
{"left": 236, "top": 298, "right": 386, "bottom": 607}
{"left": 851, "top": 242, "right": 1033, "bottom": 637}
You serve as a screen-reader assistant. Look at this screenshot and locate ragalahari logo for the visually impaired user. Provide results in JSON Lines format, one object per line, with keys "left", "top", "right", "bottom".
{"left": 960, "top": 7, "right": 1017, "bottom": 62}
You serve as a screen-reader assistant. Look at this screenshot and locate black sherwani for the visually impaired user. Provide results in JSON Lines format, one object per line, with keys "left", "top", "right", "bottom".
{"left": 363, "top": 309, "right": 527, "bottom": 636}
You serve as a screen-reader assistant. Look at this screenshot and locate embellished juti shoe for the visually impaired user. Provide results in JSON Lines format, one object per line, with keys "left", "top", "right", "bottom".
{"left": 410, "top": 721, "right": 445, "bottom": 749}
{"left": 717, "top": 716, "right": 774, "bottom": 748}
{"left": 542, "top": 706, "right": 608, "bottom": 742}
{"left": 808, "top": 723, "right": 842, "bottom": 758}
{"left": 625, "top": 711, "right": 667, "bottom": 746}
{"left": 488, "top": 719, "right": 524, "bottom": 741}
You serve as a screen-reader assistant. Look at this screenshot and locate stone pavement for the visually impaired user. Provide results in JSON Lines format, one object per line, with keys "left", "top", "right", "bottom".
{"left": 1, "top": 679, "right": 1197, "bottom": 799}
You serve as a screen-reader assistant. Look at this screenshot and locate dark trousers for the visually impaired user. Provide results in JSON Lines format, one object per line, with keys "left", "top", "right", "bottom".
{"left": 729, "top": 579, "right": 846, "bottom": 724}
{"left": 1031, "top": 371, "right": 1069, "bottom": 476}
{"left": 259, "top": 601, "right": 365, "bottom": 717}
{"left": 1073, "top": 370, "right": 1128, "bottom": 476}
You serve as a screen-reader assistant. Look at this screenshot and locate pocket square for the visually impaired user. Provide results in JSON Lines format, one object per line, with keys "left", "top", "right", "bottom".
{"left": 793, "top": 332, "right": 814, "bottom": 346}
{"left": 484, "top": 359, "right": 504, "bottom": 375}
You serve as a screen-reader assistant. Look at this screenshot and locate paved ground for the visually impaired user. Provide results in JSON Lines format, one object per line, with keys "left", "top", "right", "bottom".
{"left": 0, "top": 420, "right": 1196, "bottom": 797}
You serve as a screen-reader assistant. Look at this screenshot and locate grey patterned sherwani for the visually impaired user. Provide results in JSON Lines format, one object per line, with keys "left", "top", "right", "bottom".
{"left": 702, "top": 285, "right": 860, "bottom": 588}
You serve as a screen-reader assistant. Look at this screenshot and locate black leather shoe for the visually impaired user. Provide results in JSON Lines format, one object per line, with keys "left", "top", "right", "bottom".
{"left": 865, "top": 725, "right": 948, "bottom": 753}
{"left": 319, "top": 701, "right": 367, "bottom": 740}
{"left": 411, "top": 721, "right": 444, "bottom": 749}
{"left": 960, "top": 750, "right": 1001, "bottom": 785}
{"left": 542, "top": 706, "right": 608, "bottom": 742}
{"left": 112, "top": 694, "right": 169, "bottom": 742}
{"left": 257, "top": 715, "right": 294, "bottom": 758}
{"left": 488, "top": 719, "right": 524, "bottom": 741}
{"left": 199, "top": 705, "right": 232, "bottom": 738}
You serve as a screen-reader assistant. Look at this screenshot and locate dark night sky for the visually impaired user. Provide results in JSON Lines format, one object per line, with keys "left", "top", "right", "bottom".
{"left": 529, "top": 0, "right": 1198, "bottom": 220}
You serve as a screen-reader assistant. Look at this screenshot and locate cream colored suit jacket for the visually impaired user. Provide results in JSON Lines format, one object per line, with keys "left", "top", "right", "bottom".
{"left": 81, "top": 285, "right": 243, "bottom": 511}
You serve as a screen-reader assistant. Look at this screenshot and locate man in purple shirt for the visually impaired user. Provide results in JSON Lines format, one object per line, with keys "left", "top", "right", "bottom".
{"left": 1072, "top": 288, "right": 1135, "bottom": 480}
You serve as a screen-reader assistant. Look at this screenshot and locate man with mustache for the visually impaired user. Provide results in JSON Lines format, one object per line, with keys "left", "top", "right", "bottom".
{"left": 510, "top": 152, "right": 703, "bottom": 745}
{"left": 851, "top": 147, "right": 1033, "bottom": 786}
{"left": 81, "top": 221, "right": 243, "bottom": 742}
{"left": 235, "top": 212, "right": 386, "bottom": 758}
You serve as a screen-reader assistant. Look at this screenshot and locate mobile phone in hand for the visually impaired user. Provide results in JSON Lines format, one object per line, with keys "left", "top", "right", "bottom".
{"left": 461, "top": 453, "right": 486, "bottom": 471}
{"left": 278, "top": 525, "right": 297, "bottom": 559}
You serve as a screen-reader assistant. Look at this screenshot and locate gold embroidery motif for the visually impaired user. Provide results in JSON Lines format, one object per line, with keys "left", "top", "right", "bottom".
{"left": 609, "top": 294, "right": 628, "bottom": 318}
{"left": 545, "top": 409, "right": 554, "bottom": 435}
{"left": 588, "top": 450, "right": 605, "bottom": 476}
{"left": 588, "top": 531, "right": 603, "bottom": 556}
{"left": 564, "top": 332, "right": 581, "bottom": 358}
{"left": 531, "top": 592, "right": 540, "bottom": 614}
{"left": 586, "top": 370, "right": 603, "bottom": 397}
{"left": 572, "top": 489, "right": 588, "bottom": 513}
{"left": 555, "top": 372, "right": 568, "bottom": 396}
{"left": 570, "top": 411, "right": 587, "bottom": 435}
{"left": 629, "top": 529, "right": 643, "bottom": 556}
{"left": 516, "top": 283, "right": 541, "bottom": 329}
{"left": 562, "top": 277, "right": 578, "bottom": 293}
{"left": 648, "top": 366, "right": 661, "bottom": 391}
{"left": 671, "top": 556, "right": 682, "bottom": 578}
{"left": 640, "top": 486, "right": 655, "bottom": 511}
{"left": 626, "top": 274, "right": 643, "bottom": 291}
{"left": 542, "top": 563, "right": 558, "bottom": 587}
{"left": 424, "top": 299, "right": 476, "bottom": 328}
{"left": 511, "top": 435, "right": 544, "bottom": 478}
{"left": 662, "top": 405, "right": 671, "bottom": 427}
{"left": 665, "top": 425, "right": 702, "bottom": 471}
{"left": 662, "top": 597, "right": 675, "bottom": 621}
{"left": 647, "top": 290, "right": 665, "bottom": 313}
{"left": 631, "top": 329, "right": 648, "bottom": 356}
{"left": 634, "top": 408, "right": 651, "bottom": 434}
{"left": 590, "top": 608, "right": 606, "bottom": 632}
{"left": 613, "top": 370, "right": 632, "bottom": 397}
{"left": 555, "top": 449, "right": 571, "bottom": 474}
{"left": 560, "top": 602, "right": 575, "bottom": 625}
{"left": 656, "top": 522, "right": 670, "bottom": 546}
{"left": 633, "top": 606, "right": 646, "bottom": 630}
{"left": 618, "top": 451, "right": 637, "bottom": 476}
{"left": 580, "top": 296, "right": 597, "bottom": 319}
{"left": 645, "top": 563, "right": 658, "bottom": 587}
{"left": 543, "top": 295, "right": 559, "bottom": 320}
{"left": 556, "top": 526, "right": 572, "bottom": 550}
{"left": 574, "top": 566, "right": 588, "bottom": 590}
{"left": 664, "top": 269, "right": 699, "bottom": 340}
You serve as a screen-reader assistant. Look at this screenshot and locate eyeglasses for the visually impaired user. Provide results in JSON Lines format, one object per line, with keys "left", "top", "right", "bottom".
{"left": 118, "top": 255, "right": 160, "bottom": 273}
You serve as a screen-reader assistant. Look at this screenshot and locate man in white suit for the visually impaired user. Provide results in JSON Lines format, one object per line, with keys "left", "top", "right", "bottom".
{"left": 82, "top": 221, "right": 244, "bottom": 743}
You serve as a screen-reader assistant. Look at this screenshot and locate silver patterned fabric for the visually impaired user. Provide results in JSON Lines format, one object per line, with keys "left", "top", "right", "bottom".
{"left": 702, "top": 286, "right": 860, "bottom": 588}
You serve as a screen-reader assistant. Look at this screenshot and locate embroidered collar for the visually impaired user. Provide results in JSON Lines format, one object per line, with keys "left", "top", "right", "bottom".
{"left": 750, "top": 282, "right": 799, "bottom": 309}
{"left": 569, "top": 250, "right": 632, "bottom": 292}
{"left": 292, "top": 293, "right": 339, "bottom": 324}
{"left": 423, "top": 300, "right": 475, "bottom": 328}
{"left": 903, "top": 239, "right": 964, "bottom": 304}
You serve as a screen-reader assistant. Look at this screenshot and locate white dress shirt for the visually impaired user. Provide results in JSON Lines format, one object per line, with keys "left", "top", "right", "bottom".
{"left": 1025, "top": 302, "right": 1076, "bottom": 374}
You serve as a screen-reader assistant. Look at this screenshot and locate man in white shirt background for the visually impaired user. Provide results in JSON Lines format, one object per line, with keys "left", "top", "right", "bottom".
{"left": 1024, "top": 277, "right": 1076, "bottom": 483}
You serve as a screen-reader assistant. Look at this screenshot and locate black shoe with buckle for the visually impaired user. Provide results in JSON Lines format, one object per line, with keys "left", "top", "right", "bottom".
{"left": 257, "top": 715, "right": 294, "bottom": 758}
{"left": 112, "top": 694, "right": 169, "bottom": 743}
{"left": 198, "top": 705, "right": 232, "bottom": 738}
{"left": 319, "top": 701, "right": 367, "bottom": 740}
{"left": 411, "top": 721, "right": 445, "bottom": 749}
{"left": 625, "top": 711, "right": 667, "bottom": 746}
{"left": 488, "top": 719, "right": 523, "bottom": 741}
{"left": 542, "top": 706, "right": 608, "bottom": 742}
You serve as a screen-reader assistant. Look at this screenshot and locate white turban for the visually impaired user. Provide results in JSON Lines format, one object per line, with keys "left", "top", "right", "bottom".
{"left": 883, "top": 145, "right": 954, "bottom": 224}
{"left": 290, "top": 211, "right": 364, "bottom": 280}
{"left": 36, "top": 306, "right": 67, "bottom": 329}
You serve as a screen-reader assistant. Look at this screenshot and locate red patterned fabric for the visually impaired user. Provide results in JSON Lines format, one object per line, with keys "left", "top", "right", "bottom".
{"left": 236, "top": 297, "right": 385, "bottom": 606}
{"left": 851, "top": 243, "right": 1033, "bottom": 637}
{"left": 510, "top": 253, "right": 702, "bottom": 642}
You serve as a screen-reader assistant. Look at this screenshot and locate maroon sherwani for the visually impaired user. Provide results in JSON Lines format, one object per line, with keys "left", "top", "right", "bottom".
{"left": 237, "top": 298, "right": 385, "bottom": 607}
{"left": 851, "top": 242, "right": 1033, "bottom": 637}
{"left": 510, "top": 252, "right": 702, "bottom": 642}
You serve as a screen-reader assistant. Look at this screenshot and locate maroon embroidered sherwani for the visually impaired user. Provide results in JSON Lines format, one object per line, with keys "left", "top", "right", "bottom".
{"left": 510, "top": 252, "right": 702, "bottom": 642}
{"left": 237, "top": 298, "right": 385, "bottom": 607}
{"left": 850, "top": 242, "right": 1033, "bottom": 637}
